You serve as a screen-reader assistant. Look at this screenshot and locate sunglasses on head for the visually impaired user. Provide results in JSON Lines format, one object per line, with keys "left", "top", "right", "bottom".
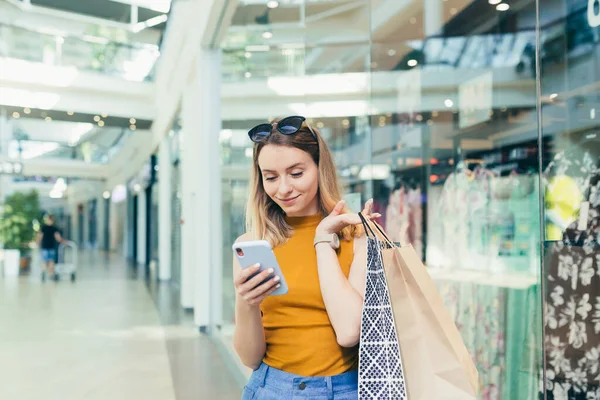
{"left": 248, "top": 116, "right": 318, "bottom": 143}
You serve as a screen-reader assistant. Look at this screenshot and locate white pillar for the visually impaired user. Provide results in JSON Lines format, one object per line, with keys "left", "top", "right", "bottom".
{"left": 0, "top": 112, "right": 14, "bottom": 201}
{"left": 424, "top": 0, "right": 443, "bottom": 37}
{"left": 136, "top": 190, "right": 147, "bottom": 265}
{"left": 199, "top": 48, "right": 223, "bottom": 329}
{"left": 158, "top": 136, "right": 172, "bottom": 281}
{"left": 180, "top": 71, "right": 199, "bottom": 310}
{"left": 180, "top": 48, "right": 223, "bottom": 327}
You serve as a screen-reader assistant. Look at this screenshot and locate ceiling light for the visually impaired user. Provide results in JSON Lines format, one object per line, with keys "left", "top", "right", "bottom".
{"left": 549, "top": 93, "right": 558, "bottom": 100}
{"left": 496, "top": 3, "right": 510, "bottom": 11}
{"left": 267, "top": 0, "right": 279, "bottom": 8}
{"left": 407, "top": 59, "right": 418, "bottom": 67}
{"left": 133, "top": 184, "right": 141, "bottom": 192}
{"left": 262, "top": 31, "right": 273, "bottom": 39}
{"left": 45, "top": 116, "right": 52, "bottom": 122}
{"left": 245, "top": 72, "right": 252, "bottom": 78}
{"left": 444, "top": 99, "right": 454, "bottom": 108}
{"left": 23, "top": 107, "right": 31, "bottom": 114}
{"left": 342, "top": 119, "right": 350, "bottom": 127}
{"left": 245, "top": 52, "right": 252, "bottom": 58}
{"left": 94, "top": 115, "right": 101, "bottom": 122}
{"left": 488, "top": 0, "right": 502, "bottom": 4}
{"left": 387, "top": 49, "right": 396, "bottom": 56}
{"left": 67, "top": 111, "right": 74, "bottom": 115}
{"left": 591, "top": 108, "right": 596, "bottom": 120}
{"left": 98, "top": 120, "right": 105, "bottom": 127}
{"left": 450, "top": 8, "right": 457, "bottom": 15}
{"left": 101, "top": 113, "right": 108, "bottom": 118}
{"left": 282, "top": 49, "right": 294, "bottom": 56}
{"left": 103, "top": 191, "right": 111, "bottom": 199}
{"left": 130, "top": 125, "right": 137, "bottom": 131}
{"left": 130, "top": 118, "right": 136, "bottom": 124}
{"left": 12, "top": 112, "right": 20, "bottom": 118}
{"left": 416, "top": 114, "right": 423, "bottom": 121}
{"left": 316, "top": 122, "right": 324, "bottom": 128}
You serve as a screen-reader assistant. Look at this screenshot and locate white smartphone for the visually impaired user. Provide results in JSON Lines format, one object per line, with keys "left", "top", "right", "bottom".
{"left": 232, "top": 240, "right": 289, "bottom": 296}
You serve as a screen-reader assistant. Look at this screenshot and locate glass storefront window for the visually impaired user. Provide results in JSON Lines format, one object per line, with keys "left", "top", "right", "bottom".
{"left": 218, "top": 0, "right": 600, "bottom": 397}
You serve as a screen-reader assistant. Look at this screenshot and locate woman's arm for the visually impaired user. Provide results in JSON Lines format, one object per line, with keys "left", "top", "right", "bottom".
{"left": 232, "top": 234, "right": 280, "bottom": 370}
{"left": 315, "top": 235, "right": 367, "bottom": 347}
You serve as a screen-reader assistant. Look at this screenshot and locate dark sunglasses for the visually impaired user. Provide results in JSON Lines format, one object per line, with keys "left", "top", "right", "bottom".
{"left": 248, "top": 116, "right": 318, "bottom": 143}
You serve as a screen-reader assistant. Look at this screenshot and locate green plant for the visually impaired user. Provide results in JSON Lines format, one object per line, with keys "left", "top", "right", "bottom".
{"left": 0, "top": 190, "right": 41, "bottom": 252}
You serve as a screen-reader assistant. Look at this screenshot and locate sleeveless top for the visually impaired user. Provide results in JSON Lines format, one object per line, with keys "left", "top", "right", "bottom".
{"left": 260, "top": 213, "right": 358, "bottom": 376}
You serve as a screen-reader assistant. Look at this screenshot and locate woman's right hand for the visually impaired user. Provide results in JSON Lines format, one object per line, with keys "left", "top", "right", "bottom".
{"left": 234, "top": 264, "right": 281, "bottom": 307}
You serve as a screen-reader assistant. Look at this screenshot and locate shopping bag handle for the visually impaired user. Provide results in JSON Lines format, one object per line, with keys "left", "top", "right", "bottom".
{"left": 358, "top": 212, "right": 397, "bottom": 247}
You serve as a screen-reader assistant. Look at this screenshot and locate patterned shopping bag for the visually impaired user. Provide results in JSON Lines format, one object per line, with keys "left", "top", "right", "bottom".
{"left": 357, "top": 213, "right": 479, "bottom": 399}
{"left": 358, "top": 214, "right": 408, "bottom": 400}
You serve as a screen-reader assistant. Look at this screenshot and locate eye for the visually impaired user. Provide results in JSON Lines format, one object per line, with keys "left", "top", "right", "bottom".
{"left": 264, "top": 176, "right": 277, "bottom": 182}
{"left": 291, "top": 172, "right": 303, "bottom": 178}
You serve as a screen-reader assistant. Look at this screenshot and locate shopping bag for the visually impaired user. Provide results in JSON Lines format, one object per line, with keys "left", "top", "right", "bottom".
{"left": 358, "top": 213, "right": 479, "bottom": 399}
{"left": 357, "top": 220, "right": 408, "bottom": 399}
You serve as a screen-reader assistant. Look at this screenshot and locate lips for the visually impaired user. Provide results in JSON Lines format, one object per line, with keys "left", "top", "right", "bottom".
{"left": 279, "top": 195, "right": 300, "bottom": 205}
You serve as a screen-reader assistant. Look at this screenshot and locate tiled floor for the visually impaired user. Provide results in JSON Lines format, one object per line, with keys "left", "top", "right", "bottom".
{"left": 0, "top": 250, "right": 240, "bottom": 400}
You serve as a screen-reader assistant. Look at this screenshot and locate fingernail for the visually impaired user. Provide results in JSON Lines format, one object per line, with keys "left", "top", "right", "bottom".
{"left": 267, "top": 268, "right": 274, "bottom": 274}
{"left": 254, "top": 264, "right": 261, "bottom": 269}
{"left": 274, "top": 276, "right": 280, "bottom": 282}
{"left": 276, "top": 284, "right": 281, "bottom": 289}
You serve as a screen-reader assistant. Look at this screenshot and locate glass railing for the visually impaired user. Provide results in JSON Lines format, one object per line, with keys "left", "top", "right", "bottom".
{"left": 0, "top": 23, "right": 160, "bottom": 82}
{"left": 7, "top": 129, "right": 133, "bottom": 164}
{"left": 222, "top": 4, "right": 599, "bottom": 82}
{"left": 221, "top": 32, "right": 537, "bottom": 82}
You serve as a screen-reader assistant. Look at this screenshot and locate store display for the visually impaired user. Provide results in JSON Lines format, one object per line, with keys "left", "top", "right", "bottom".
{"left": 383, "top": 180, "right": 423, "bottom": 257}
{"left": 425, "top": 156, "right": 542, "bottom": 275}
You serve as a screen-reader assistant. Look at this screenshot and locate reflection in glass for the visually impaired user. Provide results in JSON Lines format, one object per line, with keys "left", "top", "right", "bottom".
{"left": 539, "top": 1, "right": 600, "bottom": 398}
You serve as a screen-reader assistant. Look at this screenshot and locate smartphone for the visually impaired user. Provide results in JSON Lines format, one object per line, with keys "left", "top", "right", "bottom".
{"left": 232, "top": 240, "right": 288, "bottom": 296}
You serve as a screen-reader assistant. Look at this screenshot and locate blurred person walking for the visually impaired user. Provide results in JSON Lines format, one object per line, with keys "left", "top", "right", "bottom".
{"left": 37, "top": 214, "right": 63, "bottom": 281}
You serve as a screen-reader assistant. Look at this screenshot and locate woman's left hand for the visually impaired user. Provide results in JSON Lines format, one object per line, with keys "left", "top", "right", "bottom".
{"left": 315, "top": 199, "right": 381, "bottom": 235}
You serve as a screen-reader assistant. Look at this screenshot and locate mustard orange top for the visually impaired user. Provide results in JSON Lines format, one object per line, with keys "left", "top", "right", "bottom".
{"left": 260, "top": 213, "right": 358, "bottom": 376}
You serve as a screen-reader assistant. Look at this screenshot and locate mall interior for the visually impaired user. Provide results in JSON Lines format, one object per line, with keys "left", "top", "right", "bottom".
{"left": 0, "top": 0, "right": 599, "bottom": 398}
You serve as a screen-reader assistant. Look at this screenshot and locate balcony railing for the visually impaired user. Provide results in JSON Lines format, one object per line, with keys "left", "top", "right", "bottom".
{"left": 0, "top": 23, "right": 160, "bottom": 82}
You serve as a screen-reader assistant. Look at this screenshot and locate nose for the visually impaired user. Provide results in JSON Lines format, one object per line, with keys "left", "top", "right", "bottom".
{"left": 277, "top": 177, "right": 293, "bottom": 197}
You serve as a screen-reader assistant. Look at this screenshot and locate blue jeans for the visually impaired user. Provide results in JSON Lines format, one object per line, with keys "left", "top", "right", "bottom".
{"left": 41, "top": 249, "right": 56, "bottom": 263}
{"left": 242, "top": 362, "right": 358, "bottom": 400}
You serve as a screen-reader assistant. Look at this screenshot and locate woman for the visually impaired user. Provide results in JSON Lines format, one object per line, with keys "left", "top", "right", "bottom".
{"left": 233, "top": 116, "right": 380, "bottom": 399}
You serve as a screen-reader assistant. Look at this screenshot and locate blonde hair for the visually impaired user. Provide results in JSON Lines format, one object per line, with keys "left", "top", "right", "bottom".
{"left": 245, "top": 120, "right": 359, "bottom": 247}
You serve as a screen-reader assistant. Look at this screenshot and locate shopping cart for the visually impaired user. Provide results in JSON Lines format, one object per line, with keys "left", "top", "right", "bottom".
{"left": 55, "top": 241, "right": 78, "bottom": 282}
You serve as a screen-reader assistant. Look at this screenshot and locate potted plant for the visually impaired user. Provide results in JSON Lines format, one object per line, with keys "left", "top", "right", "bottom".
{"left": 0, "top": 190, "right": 41, "bottom": 276}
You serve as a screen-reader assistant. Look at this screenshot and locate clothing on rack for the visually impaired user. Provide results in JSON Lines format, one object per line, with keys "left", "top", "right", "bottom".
{"left": 384, "top": 183, "right": 423, "bottom": 258}
{"left": 542, "top": 151, "right": 600, "bottom": 399}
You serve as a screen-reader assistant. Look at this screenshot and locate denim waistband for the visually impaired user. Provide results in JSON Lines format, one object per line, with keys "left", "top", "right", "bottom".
{"left": 250, "top": 362, "right": 358, "bottom": 397}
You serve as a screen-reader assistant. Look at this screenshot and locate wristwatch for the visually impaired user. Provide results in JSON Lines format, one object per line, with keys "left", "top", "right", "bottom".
{"left": 313, "top": 233, "right": 340, "bottom": 250}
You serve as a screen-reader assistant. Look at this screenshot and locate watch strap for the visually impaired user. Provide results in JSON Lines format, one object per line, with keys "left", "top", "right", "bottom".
{"left": 313, "top": 234, "right": 339, "bottom": 249}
